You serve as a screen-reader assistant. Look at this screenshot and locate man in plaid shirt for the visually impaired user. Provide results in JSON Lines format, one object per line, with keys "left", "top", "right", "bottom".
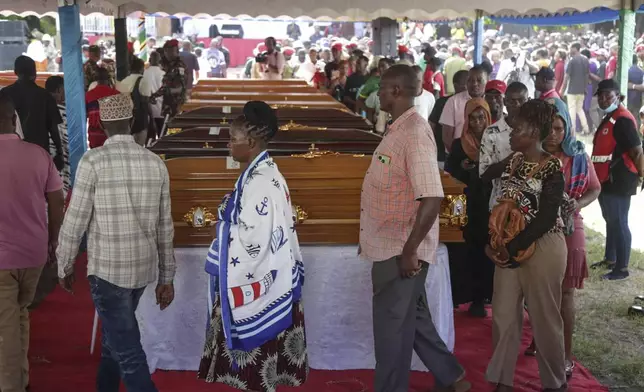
{"left": 360, "top": 65, "right": 470, "bottom": 392}
{"left": 56, "top": 93, "right": 175, "bottom": 392}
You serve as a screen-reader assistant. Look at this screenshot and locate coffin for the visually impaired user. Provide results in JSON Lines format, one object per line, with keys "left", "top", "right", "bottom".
{"left": 151, "top": 111, "right": 467, "bottom": 246}
{"left": 182, "top": 99, "right": 346, "bottom": 112}
{"left": 195, "top": 79, "right": 308, "bottom": 87}
{"left": 166, "top": 106, "right": 372, "bottom": 131}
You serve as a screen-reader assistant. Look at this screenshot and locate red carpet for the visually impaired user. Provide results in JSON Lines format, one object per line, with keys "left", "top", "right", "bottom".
{"left": 29, "top": 260, "right": 607, "bottom": 392}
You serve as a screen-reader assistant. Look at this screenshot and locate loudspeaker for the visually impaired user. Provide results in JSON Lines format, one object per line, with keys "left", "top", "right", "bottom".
{"left": 371, "top": 17, "right": 398, "bottom": 58}
{"left": 0, "top": 21, "right": 28, "bottom": 72}
{"left": 0, "top": 20, "right": 28, "bottom": 43}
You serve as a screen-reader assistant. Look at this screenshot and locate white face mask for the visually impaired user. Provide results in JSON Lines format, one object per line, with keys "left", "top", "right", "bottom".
{"left": 601, "top": 99, "right": 619, "bottom": 114}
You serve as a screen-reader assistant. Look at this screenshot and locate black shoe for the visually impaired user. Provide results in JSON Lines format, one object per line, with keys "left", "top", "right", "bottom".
{"left": 468, "top": 301, "right": 487, "bottom": 318}
{"left": 590, "top": 259, "right": 615, "bottom": 270}
{"left": 602, "top": 270, "right": 630, "bottom": 281}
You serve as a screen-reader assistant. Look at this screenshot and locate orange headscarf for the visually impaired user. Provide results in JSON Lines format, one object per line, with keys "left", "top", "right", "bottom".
{"left": 460, "top": 98, "right": 491, "bottom": 162}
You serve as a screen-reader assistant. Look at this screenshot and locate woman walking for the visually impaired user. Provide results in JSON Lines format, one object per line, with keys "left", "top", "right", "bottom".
{"left": 485, "top": 99, "right": 568, "bottom": 392}
{"left": 198, "top": 101, "right": 308, "bottom": 392}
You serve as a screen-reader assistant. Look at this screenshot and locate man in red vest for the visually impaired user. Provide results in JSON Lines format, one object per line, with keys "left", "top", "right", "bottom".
{"left": 591, "top": 79, "right": 644, "bottom": 280}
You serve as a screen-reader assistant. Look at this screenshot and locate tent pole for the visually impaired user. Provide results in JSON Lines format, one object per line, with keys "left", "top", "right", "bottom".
{"left": 473, "top": 10, "right": 484, "bottom": 65}
{"left": 58, "top": 0, "right": 87, "bottom": 184}
{"left": 617, "top": 0, "right": 636, "bottom": 100}
{"left": 115, "top": 6, "right": 129, "bottom": 81}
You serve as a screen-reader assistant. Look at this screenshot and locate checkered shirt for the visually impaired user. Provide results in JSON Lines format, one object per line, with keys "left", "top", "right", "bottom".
{"left": 57, "top": 135, "right": 176, "bottom": 289}
{"left": 360, "top": 107, "right": 444, "bottom": 263}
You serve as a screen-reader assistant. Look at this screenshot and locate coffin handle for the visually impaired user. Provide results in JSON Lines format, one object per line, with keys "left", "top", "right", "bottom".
{"left": 292, "top": 205, "right": 308, "bottom": 225}
{"left": 184, "top": 206, "right": 216, "bottom": 228}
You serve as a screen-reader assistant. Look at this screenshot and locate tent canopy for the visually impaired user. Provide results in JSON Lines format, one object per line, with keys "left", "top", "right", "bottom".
{"left": 0, "top": 0, "right": 636, "bottom": 21}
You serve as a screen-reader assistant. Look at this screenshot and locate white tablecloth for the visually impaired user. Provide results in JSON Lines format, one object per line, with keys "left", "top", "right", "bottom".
{"left": 136, "top": 244, "right": 454, "bottom": 372}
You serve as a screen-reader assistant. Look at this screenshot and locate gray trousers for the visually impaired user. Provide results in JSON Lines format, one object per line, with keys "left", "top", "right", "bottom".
{"left": 372, "top": 257, "right": 463, "bottom": 392}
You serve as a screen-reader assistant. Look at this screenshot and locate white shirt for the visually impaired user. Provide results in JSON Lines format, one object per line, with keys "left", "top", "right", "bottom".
{"left": 495, "top": 58, "right": 514, "bottom": 82}
{"left": 261, "top": 51, "right": 285, "bottom": 80}
{"left": 116, "top": 73, "right": 151, "bottom": 97}
{"left": 414, "top": 89, "right": 436, "bottom": 121}
{"left": 296, "top": 61, "right": 318, "bottom": 84}
{"left": 143, "top": 66, "right": 165, "bottom": 118}
{"left": 479, "top": 117, "right": 513, "bottom": 211}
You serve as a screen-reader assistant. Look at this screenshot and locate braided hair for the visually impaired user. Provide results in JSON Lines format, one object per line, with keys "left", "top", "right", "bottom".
{"left": 233, "top": 101, "right": 279, "bottom": 144}
{"left": 517, "top": 99, "right": 557, "bottom": 141}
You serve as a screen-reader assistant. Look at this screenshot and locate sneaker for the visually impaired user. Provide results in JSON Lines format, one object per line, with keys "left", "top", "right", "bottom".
{"left": 468, "top": 301, "right": 487, "bottom": 318}
{"left": 601, "top": 270, "right": 630, "bottom": 281}
{"left": 590, "top": 259, "right": 615, "bottom": 270}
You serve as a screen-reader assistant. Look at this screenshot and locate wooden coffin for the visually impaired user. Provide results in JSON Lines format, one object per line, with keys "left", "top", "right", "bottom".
{"left": 182, "top": 99, "right": 346, "bottom": 112}
{"left": 195, "top": 79, "right": 308, "bottom": 87}
{"left": 168, "top": 107, "right": 372, "bottom": 131}
{"left": 192, "top": 85, "right": 318, "bottom": 94}
{"left": 151, "top": 111, "right": 467, "bottom": 246}
{"left": 190, "top": 91, "right": 340, "bottom": 103}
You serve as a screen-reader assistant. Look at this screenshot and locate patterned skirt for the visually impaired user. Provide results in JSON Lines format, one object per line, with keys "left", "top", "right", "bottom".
{"left": 197, "top": 298, "right": 309, "bottom": 392}
{"left": 563, "top": 215, "right": 589, "bottom": 290}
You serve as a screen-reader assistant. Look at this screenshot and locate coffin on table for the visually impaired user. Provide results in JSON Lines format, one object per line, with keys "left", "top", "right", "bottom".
{"left": 150, "top": 110, "right": 467, "bottom": 246}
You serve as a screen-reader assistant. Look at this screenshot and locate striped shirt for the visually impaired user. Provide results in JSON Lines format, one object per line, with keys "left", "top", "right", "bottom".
{"left": 57, "top": 134, "right": 176, "bottom": 289}
{"left": 359, "top": 107, "right": 444, "bottom": 263}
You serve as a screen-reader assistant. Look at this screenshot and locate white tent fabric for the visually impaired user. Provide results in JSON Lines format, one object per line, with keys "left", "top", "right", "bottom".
{"left": 0, "top": 0, "right": 634, "bottom": 20}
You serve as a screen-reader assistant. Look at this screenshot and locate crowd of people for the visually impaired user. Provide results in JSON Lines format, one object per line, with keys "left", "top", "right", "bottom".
{"left": 1, "top": 20, "right": 644, "bottom": 392}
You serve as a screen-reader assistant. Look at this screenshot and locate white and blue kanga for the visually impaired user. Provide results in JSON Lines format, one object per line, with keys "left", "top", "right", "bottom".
{"left": 205, "top": 150, "right": 305, "bottom": 351}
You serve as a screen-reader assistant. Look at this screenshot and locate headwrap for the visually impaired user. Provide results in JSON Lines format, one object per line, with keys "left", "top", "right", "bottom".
{"left": 547, "top": 98, "right": 585, "bottom": 157}
{"left": 546, "top": 98, "right": 589, "bottom": 208}
{"left": 460, "top": 98, "right": 491, "bottom": 162}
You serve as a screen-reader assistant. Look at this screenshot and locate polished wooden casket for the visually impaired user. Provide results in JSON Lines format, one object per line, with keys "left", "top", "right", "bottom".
{"left": 150, "top": 106, "right": 467, "bottom": 246}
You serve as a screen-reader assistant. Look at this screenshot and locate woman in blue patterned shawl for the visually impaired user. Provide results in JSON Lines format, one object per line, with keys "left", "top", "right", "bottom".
{"left": 198, "top": 101, "right": 308, "bottom": 391}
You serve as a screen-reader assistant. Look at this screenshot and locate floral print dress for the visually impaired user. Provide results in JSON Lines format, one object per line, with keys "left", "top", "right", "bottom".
{"left": 198, "top": 298, "right": 309, "bottom": 392}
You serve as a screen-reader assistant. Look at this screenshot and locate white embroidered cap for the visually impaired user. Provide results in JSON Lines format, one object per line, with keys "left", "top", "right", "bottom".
{"left": 98, "top": 93, "right": 133, "bottom": 122}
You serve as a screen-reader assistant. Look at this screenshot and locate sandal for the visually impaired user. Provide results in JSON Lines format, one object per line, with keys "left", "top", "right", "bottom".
{"left": 524, "top": 339, "right": 536, "bottom": 356}
{"left": 628, "top": 304, "right": 644, "bottom": 316}
{"left": 565, "top": 360, "right": 575, "bottom": 378}
{"left": 590, "top": 259, "right": 615, "bottom": 270}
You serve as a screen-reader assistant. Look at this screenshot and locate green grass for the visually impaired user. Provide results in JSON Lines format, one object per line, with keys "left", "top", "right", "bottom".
{"left": 573, "top": 227, "right": 644, "bottom": 390}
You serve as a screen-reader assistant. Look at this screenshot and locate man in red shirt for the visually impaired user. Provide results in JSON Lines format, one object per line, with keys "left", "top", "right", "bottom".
{"left": 424, "top": 57, "right": 445, "bottom": 98}
{"left": 535, "top": 67, "right": 561, "bottom": 100}
{"left": 606, "top": 44, "right": 619, "bottom": 80}
{"left": 554, "top": 50, "right": 566, "bottom": 94}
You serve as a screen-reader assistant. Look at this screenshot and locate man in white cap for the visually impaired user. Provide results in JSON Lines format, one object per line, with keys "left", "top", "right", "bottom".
{"left": 57, "top": 93, "right": 176, "bottom": 392}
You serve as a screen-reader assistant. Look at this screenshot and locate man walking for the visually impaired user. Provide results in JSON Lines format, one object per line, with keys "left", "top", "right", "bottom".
{"left": 0, "top": 56, "right": 63, "bottom": 171}
{"left": 0, "top": 94, "right": 65, "bottom": 392}
{"left": 360, "top": 64, "right": 470, "bottom": 392}
{"left": 57, "top": 93, "right": 176, "bottom": 392}
{"left": 560, "top": 42, "right": 590, "bottom": 135}
{"left": 591, "top": 80, "right": 644, "bottom": 281}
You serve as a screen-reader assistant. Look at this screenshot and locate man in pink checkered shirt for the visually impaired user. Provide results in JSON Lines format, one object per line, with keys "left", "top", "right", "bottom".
{"left": 360, "top": 65, "right": 470, "bottom": 392}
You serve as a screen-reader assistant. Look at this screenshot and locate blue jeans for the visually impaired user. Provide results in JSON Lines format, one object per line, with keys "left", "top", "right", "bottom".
{"left": 88, "top": 276, "right": 157, "bottom": 392}
{"left": 598, "top": 192, "right": 632, "bottom": 271}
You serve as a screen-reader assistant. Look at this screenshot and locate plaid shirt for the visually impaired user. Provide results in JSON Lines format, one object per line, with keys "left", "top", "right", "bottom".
{"left": 359, "top": 107, "right": 444, "bottom": 263}
{"left": 57, "top": 135, "right": 176, "bottom": 289}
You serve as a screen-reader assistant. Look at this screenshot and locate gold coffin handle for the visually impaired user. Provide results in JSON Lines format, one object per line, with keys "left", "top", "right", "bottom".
{"left": 184, "top": 206, "right": 216, "bottom": 228}
{"left": 292, "top": 205, "right": 308, "bottom": 225}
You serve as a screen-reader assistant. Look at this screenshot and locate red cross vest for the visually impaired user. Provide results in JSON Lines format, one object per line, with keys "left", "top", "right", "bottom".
{"left": 591, "top": 105, "right": 638, "bottom": 183}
